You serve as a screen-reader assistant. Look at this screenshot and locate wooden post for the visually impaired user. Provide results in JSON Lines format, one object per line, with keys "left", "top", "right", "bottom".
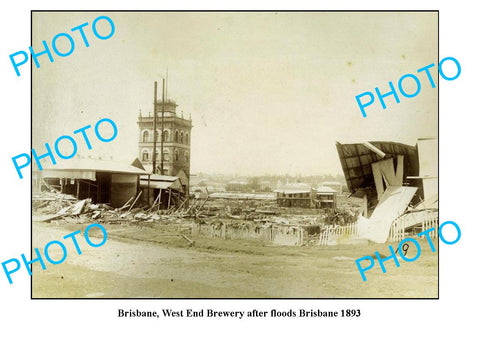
{"left": 362, "top": 194, "right": 368, "bottom": 217}
{"left": 167, "top": 188, "right": 172, "bottom": 209}
{"left": 76, "top": 179, "right": 80, "bottom": 198}
{"left": 147, "top": 174, "right": 151, "bottom": 204}
{"left": 157, "top": 189, "right": 162, "bottom": 212}
{"left": 152, "top": 81, "right": 158, "bottom": 174}
{"left": 147, "top": 192, "right": 160, "bottom": 212}
{"left": 401, "top": 216, "right": 405, "bottom": 240}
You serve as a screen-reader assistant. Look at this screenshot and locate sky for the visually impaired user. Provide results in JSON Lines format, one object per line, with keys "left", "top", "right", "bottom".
{"left": 32, "top": 11, "right": 438, "bottom": 176}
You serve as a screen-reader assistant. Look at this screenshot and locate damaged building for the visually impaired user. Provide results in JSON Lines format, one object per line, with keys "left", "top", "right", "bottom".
{"left": 139, "top": 174, "right": 186, "bottom": 209}
{"left": 35, "top": 158, "right": 147, "bottom": 208}
{"left": 336, "top": 138, "right": 438, "bottom": 243}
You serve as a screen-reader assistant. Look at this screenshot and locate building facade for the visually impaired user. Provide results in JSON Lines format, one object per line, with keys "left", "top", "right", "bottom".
{"left": 137, "top": 99, "right": 192, "bottom": 194}
{"left": 274, "top": 187, "right": 337, "bottom": 209}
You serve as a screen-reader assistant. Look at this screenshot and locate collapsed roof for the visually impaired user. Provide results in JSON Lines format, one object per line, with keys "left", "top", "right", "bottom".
{"left": 336, "top": 141, "right": 420, "bottom": 195}
{"left": 336, "top": 139, "right": 438, "bottom": 243}
{"left": 139, "top": 174, "right": 184, "bottom": 193}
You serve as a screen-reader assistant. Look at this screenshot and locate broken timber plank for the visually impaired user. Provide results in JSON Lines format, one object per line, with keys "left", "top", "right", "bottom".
{"left": 195, "top": 196, "right": 209, "bottom": 217}
{"left": 181, "top": 234, "right": 195, "bottom": 246}
{"left": 127, "top": 191, "right": 143, "bottom": 212}
{"left": 119, "top": 196, "right": 135, "bottom": 211}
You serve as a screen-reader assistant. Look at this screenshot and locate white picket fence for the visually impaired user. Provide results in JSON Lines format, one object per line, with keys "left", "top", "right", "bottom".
{"left": 389, "top": 212, "right": 438, "bottom": 242}
{"left": 317, "top": 222, "right": 358, "bottom": 246}
{"left": 420, "top": 213, "right": 439, "bottom": 239}
{"left": 192, "top": 222, "right": 303, "bottom": 245}
{"left": 389, "top": 215, "right": 406, "bottom": 242}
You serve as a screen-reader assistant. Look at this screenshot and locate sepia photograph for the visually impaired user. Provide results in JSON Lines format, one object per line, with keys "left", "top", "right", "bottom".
{"left": 31, "top": 11, "right": 438, "bottom": 298}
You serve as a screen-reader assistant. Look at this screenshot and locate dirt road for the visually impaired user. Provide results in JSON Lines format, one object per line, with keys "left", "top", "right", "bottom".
{"left": 32, "top": 221, "right": 438, "bottom": 298}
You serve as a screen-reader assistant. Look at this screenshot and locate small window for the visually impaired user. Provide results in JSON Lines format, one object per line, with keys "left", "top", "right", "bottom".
{"left": 163, "top": 130, "right": 169, "bottom": 142}
{"left": 174, "top": 149, "right": 179, "bottom": 161}
{"left": 142, "top": 150, "right": 149, "bottom": 161}
{"left": 185, "top": 151, "right": 189, "bottom": 162}
{"left": 163, "top": 149, "right": 170, "bottom": 161}
{"left": 175, "top": 130, "right": 179, "bottom": 142}
{"left": 185, "top": 133, "right": 189, "bottom": 144}
{"left": 180, "top": 132, "right": 184, "bottom": 143}
{"left": 142, "top": 131, "right": 149, "bottom": 142}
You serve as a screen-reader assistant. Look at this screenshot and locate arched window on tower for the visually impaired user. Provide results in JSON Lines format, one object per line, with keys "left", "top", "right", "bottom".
{"left": 163, "top": 130, "right": 169, "bottom": 142}
{"left": 142, "top": 150, "right": 149, "bottom": 161}
{"left": 180, "top": 132, "right": 184, "bottom": 144}
{"left": 185, "top": 133, "right": 189, "bottom": 144}
{"left": 174, "top": 149, "right": 179, "bottom": 161}
{"left": 175, "top": 130, "right": 179, "bottom": 142}
{"left": 142, "top": 130, "right": 149, "bottom": 142}
{"left": 185, "top": 151, "right": 189, "bottom": 163}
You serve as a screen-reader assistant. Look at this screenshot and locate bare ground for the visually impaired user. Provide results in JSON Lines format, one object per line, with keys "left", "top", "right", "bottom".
{"left": 32, "top": 220, "right": 438, "bottom": 298}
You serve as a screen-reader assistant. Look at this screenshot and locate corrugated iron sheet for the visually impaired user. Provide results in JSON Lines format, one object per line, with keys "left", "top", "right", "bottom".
{"left": 336, "top": 141, "right": 419, "bottom": 196}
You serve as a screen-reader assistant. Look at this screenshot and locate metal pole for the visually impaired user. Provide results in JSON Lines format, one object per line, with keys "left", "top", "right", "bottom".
{"left": 160, "top": 78, "right": 165, "bottom": 175}
{"left": 152, "top": 81, "right": 158, "bottom": 174}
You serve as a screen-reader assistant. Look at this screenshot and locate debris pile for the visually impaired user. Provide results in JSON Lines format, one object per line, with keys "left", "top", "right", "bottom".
{"left": 33, "top": 190, "right": 338, "bottom": 226}
{"left": 32, "top": 189, "right": 360, "bottom": 248}
{"left": 33, "top": 191, "right": 207, "bottom": 224}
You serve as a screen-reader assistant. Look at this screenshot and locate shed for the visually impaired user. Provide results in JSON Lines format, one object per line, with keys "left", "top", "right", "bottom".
{"left": 139, "top": 174, "right": 185, "bottom": 208}
{"left": 40, "top": 158, "right": 147, "bottom": 208}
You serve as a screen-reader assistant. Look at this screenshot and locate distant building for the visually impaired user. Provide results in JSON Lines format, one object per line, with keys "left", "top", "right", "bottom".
{"left": 274, "top": 183, "right": 337, "bottom": 209}
{"left": 321, "top": 181, "right": 343, "bottom": 194}
{"left": 226, "top": 180, "right": 249, "bottom": 192}
{"left": 137, "top": 98, "right": 192, "bottom": 194}
{"left": 274, "top": 189, "right": 313, "bottom": 208}
{"left": 314, "top": 186, "right": 337, "bottom": 208}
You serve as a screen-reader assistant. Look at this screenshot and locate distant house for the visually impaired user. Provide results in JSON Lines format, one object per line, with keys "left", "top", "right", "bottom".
{"left": 274, "top": 189, "right": 313, "bottom": 208}
{"left": 314, "top": 186, "right": 337, "bottom": 209}
{"left": 274, "top": 184, "right": 337, "bottom": 209}
{"left": 39, "top": 158, "right": 147, "bottom": 208}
